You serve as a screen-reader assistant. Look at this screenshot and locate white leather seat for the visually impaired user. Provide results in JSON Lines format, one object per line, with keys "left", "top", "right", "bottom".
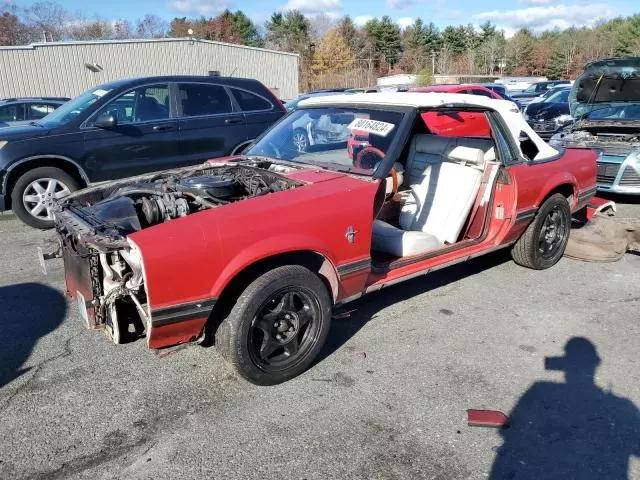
{"left": 404, "top": 134, "right": 495, "bottom": 185}
{"left": 399, "top": 161, "right": 483, "bottom": 244}
{"left": 372, "top": 141, "right": 485, "bottom": 257}
{"left": 371, "top": 219, "right": 442, "bottom": 256}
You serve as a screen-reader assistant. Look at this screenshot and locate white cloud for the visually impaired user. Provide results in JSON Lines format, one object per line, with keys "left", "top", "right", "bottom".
{"left": 353, "top": 15, "right": 374, "bottom": 26}
{"left": 280, "top": 0, "right": 342, "bottom": 15}
{"left": 167, "top": 0, "right": 233, "bottom": 16}
{"left": 397, "top": 17, "right": 414, "bottom": 29}
{"left": 521, "top": 0, "right": 554, "bottom": 4}
{"left": 473, "top": 3, "right": 616, "bottom": 33}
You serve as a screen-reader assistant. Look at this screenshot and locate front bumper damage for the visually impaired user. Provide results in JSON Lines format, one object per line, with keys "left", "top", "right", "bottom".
{"left": 41, "top": 208, "right": 214, "bottom": 348}
{"left": 40, "top": 208, "right": 151, "bottom": 344}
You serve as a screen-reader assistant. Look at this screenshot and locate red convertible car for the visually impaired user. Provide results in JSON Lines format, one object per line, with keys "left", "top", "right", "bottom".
{"left": 49, "top": 93, "right": 598, "bottom": 385}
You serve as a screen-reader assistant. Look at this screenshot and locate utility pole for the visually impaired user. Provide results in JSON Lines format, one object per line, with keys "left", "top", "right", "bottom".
{"left": 430, "top": 50, "right": 436, "bottom": 75}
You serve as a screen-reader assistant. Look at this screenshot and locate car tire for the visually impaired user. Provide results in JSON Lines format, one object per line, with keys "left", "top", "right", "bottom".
{"left": 511, "top": 193, "right": 571, "bottom": 270}
{"left": 10, "top": 166, "right": 79, "bottom": 229}
{"left": 292, "top": 128, "right": 309, "bottom": 152}
{"left": 215, "top": 265, "right": 332, "bottom": 385}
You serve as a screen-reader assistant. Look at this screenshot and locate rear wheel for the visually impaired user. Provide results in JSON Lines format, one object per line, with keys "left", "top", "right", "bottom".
{"left": 511, "top": 193, "right": 571, "bottom": 269}
{"left": 11, "top": 166, "right": 79, "bottom": 229}
{"left": 215, "top": 265, "right": 331, "bottom": 385}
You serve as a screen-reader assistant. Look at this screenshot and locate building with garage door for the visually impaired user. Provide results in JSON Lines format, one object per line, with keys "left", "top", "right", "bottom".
{"left": 0, "top": 38, "right": 299, "bottom": 101}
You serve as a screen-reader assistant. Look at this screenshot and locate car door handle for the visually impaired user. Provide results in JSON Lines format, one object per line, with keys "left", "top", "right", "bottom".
{"left": 153, "top": 124, "right": 174, "bottom": 131}
{"left": 225, "top": 118, "right": 243, "bottom": 125}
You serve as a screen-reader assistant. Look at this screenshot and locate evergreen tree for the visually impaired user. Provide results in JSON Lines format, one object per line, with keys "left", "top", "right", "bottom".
{"left": 364, "top": 16, "right": 402, "bottom": 68}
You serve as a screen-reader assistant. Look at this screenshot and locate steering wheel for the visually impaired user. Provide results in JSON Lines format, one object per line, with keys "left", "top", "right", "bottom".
{"left": 387, "top": 166, "right": 399, "bottom": 198}
{"left": 354, "top": 146, "right": 385, "bottom": 170}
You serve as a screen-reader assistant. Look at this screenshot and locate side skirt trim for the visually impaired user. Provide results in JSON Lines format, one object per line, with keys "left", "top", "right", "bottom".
{"left": 151, "top": 298, "right": 217, "bottom": 327}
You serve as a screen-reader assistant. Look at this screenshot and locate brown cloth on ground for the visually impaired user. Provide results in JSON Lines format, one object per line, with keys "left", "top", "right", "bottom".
{"left": 565, "top": 214, "right": 640, "bottom": 262}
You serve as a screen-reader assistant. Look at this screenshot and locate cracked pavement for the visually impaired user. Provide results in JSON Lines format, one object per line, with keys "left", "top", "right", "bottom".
{"left": 1, "top": 200, "right": 639, "bottom": 480}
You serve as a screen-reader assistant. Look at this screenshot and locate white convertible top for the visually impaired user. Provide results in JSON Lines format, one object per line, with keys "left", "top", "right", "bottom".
{"left": 300, "top": 92, "right": 559, "bottom": 161}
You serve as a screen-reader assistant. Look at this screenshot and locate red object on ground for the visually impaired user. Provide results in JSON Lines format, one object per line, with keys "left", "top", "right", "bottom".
{"left": 467, "top": 409, "right": 509, "bottom": 428}
{"left": 585, "top": 197, "right": 616, "bottom": 221}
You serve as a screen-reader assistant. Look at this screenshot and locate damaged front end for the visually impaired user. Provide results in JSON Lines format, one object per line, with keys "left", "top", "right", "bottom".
{"left": 550, "top": 126, "right": 640, "bottom": 194}
{"left": 551, "top": 58, "right": 640, "bottom": 194}
{"left": 49, "top": 161, "right": 302, "bottom": 345}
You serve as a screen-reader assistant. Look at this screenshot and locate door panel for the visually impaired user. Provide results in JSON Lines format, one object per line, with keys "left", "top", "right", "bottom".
{"left": 81, "top": 84, "right": 181, "bottom": 181}
{"left": 177, "top": 83, "right": 247, "bottom": 162}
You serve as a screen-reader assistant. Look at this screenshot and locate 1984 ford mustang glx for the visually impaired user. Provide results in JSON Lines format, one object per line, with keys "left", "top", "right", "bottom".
{"left": 47, "top": 93, "right": 598, "bottom": 385}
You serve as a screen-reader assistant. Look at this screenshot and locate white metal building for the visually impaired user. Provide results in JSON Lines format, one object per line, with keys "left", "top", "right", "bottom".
{"left": 0, "top": 38, "right": 299, "bottom": 100}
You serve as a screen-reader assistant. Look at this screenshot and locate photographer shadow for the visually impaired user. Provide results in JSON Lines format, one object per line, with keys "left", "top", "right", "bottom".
{"left": 490, "top": 337, "right": 640, "bottom": 480}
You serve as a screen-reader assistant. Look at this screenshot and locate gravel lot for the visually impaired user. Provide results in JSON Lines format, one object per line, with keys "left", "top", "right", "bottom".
{"left": 1, "top": 198, "right": 639, "bottom": 480}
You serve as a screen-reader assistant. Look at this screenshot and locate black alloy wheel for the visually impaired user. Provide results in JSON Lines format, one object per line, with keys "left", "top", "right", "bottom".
{"left": 249, "top": 288, "right": 321, "bottom": 371}
{"left": 215, "top": 265, "right": 332, "bottom": 385}
{"left": 537, "top": 205, "right": 568, "bottom": 260}
{"left": 511, "top": 193, "right": 571, "bottom": 270}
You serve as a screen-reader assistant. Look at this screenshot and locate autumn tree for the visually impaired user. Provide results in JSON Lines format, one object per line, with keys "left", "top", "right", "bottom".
{"left": 68, "top": 19, "right": 114, "bottom": 40}
{"left": 506, "top": 28, "right": 535, "bottom": 75}
{"left": 25, "top": 1, "right": 68, "bottom": 41}
{"left": 219, "top": 10, "right": 262, "bottom": 46}
{"left": 136, "top": 14, "right": 167, "bottom": 38}
{"left": 113, "top": 19, "right": 133, "bottom": 39}
{"left": 0, "top": 8, "right": 22, "bottom": 45}
{"left": 311, "top": 28, "right": 355, "bottom": 75}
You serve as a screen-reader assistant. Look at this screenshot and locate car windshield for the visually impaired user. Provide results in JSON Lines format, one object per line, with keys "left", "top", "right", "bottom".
{"left": 38, "top": 86, "right": 114, "bottom": 126}
{"left": 581, "top": 104, "right": 640, "bottom": 121}
{"left": 524, "top": 85, "right": 538, "bottom": 93}
{"left": 545, "top": 89, "right": 570, "bottom": 104}
{"left": 246, "top": 107, "right": 404, "bottom": 173}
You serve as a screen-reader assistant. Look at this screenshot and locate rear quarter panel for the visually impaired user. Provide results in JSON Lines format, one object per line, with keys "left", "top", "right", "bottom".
{"left": 129, "top": 173, "right": 379, "bottom": 311}
{"left": 507, "top": 147, "right": 597, "bottom": 212}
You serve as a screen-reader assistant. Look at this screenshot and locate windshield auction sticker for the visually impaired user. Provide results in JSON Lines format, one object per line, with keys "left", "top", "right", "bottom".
{"left": 92, "top": 89, "right": 111, "bottom": 97}
{"left": 347, "top": 118, "right": 395, "bottom": 137}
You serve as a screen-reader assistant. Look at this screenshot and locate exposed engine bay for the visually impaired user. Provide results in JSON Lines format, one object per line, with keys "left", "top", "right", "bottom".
{"left": 52, "top": 161, "right": 302, "bottom": 343}
{"left": 550, "top": 126, "right": 640, "bottom": 156}
{"left": 57, "top": 162, "right": 301, "bottom": 245}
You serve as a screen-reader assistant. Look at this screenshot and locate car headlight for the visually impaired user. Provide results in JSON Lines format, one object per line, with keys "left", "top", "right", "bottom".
{"left": 554, "top": 115, "right": 574, "bottom": 127}
{"left": 0, "top": 141, "right": 7, "bottom": 150}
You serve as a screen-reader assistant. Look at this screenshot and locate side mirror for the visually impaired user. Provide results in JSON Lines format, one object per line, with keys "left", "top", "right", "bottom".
{"left": 94, "top": 113, "right": 117, "bottom": 128}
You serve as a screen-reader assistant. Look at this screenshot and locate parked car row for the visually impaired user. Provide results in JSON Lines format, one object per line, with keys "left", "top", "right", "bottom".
{"left": 2, "top": 66, "right": 637, "bottom": 231}
{"left": 0, "top": 76, "right": 286, "bottom": 228}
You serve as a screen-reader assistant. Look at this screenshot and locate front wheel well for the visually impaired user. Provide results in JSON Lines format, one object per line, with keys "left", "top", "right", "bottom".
{"left": 4, "top": 158, "right": 87, "bottom": 209}
{"left": 208, "top": 251, "right": 338, "bottom": 336}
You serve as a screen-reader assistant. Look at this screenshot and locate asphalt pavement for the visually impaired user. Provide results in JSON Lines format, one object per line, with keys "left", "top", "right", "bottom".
{"left": 0, "top": 199, "right": 639, "bottom": 480}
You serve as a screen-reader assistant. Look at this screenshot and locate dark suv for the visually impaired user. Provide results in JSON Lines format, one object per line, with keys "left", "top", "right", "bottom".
{"left": 0, "top": 97, "right": 70, "bottom": 127}
{"left": 0, "top": 76, "right": 285, "bottom": 228}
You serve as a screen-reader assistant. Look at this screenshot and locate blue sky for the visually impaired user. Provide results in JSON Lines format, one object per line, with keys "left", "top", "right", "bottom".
{"left": 14, "top": 0, "right": 638, "bottom": 37}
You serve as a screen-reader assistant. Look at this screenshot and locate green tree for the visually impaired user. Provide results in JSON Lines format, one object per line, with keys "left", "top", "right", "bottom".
{"left": 441, "top": 25, "right": 466, "bottom": 54}
{"left": 363, "top": 16, "right": 402, "bottom": 68}
{"left": 547, "top": 47, "right": 565, "bottom": 80}
{"left": 506, "top": 28, "right": 535, "bottom": 74}
{"left": 220, "top": 9, "right": 262, "bottom": 47}
{"left": 265, "top": 10, "right": 311, "bottom": 54}
{"left": 415, "top": 68, "right": 433, "bottom": 86}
